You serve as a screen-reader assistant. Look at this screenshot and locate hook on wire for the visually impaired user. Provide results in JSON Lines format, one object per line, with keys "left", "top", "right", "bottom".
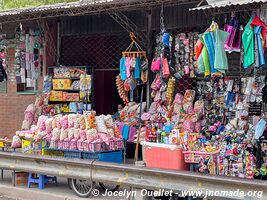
{"left": 130, "top": 32, "right": 136, "bottom": 43}
{"left": 160, "top": 4, "right": 166, "bottom": 33}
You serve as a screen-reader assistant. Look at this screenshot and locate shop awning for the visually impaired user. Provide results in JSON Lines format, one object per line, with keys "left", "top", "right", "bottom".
{"left": 190, "top": 0, "right": 267, "bottom": 10}
{"left": 0, "top": 0, "right": 197, "bottom": 23}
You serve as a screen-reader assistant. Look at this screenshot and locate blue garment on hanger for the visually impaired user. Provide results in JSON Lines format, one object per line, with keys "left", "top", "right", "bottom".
{"left": 134, "top": 57, "right": 141, "bottom": 79}
{"left": 203, "top": 32, "right": 216, "bottom": 73}
{"left": 122, "top": 125, "right": 130, "bottom": 140}
{"left": 162, "top": 32, "right": 170, "bottom": 47}
{"left": 210, "top": 31, "right": 216, "bottom": 51}
{"left": 255, "top": 26, "right": 265, "bottom": 67}
{"left": 120, "top": 57, "right": 127, "bottom": 81}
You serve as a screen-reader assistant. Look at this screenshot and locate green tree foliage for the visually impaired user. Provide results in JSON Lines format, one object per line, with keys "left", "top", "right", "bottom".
{"left": 1, "top": 0, "right": 76, "bottom": 10}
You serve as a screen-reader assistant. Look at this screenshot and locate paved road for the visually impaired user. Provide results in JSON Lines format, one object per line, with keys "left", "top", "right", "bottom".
{"left": 0, "top": 195, "right": 15, "bottom": 200}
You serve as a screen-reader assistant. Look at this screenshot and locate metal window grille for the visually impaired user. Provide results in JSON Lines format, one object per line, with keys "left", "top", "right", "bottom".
{"left": 60, "top": 32, "right": 132, "bottom": 71}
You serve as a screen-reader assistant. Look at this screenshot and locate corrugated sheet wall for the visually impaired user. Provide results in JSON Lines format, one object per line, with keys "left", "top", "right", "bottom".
{"left": 60, "top": 4, "right": 209, "bottom": 36}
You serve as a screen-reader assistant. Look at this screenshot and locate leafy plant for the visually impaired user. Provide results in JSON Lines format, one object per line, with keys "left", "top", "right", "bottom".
{"left": 1, "top": 0, "right": 77, "bottom": 10}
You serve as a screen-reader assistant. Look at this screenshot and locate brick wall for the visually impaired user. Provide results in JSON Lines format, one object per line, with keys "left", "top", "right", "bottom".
{"left": 0, "top": 20, "right": 57, "bottom": 139}
{"left": 0, "top": 47, "right": 38, "bottom": 138}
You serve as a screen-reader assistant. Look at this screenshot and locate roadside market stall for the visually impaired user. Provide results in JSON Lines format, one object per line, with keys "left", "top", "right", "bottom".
{"left": 1, "top": 0, "right": 267, "bottom": 199}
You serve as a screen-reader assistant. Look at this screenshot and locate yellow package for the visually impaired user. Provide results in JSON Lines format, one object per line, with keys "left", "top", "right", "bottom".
{"left": 50, "top": 90, "right": 63, "bottom": 101}
{"left": 53, "top": 79, "right": 71, "bottom": 90}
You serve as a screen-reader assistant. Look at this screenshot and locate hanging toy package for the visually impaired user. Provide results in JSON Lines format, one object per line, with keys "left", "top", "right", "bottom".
{"left": 117, "top": 32, "right": 148, "bottom": 105}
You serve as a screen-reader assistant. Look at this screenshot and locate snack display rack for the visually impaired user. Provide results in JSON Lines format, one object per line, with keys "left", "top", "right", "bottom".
{"left": 47, "top": 66, "right": 94, "bottom": 113}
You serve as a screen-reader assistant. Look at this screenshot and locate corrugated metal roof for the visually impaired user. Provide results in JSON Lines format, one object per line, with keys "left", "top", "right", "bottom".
{"left": 0, "top": 0, "right": 117, "bottom": 17}
{"left": 190, "top": 0, "right": 267, "bottom": 10}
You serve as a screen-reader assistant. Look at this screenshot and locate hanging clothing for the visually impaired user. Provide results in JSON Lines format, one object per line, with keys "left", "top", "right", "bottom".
{"left": 255, "top": 26, "right": 265, "bottom": 66}
{"left": 202, "top": 46, "right": 211, "bottom": 76}
{"left": 214, "top": 29, "right": 229, "bottom": 73}
{"left": 242, "top": 17, "right": 255, "bottom": 69}
{"left": 210, "top": 31, "right": 216, "bottom": 51}
{"left": 120, "top": 57, "right": 127, "bottom": 81}
{"left": 195, "top": 39, "right": 203, "bottom": 61}
{"left": 197, "top": 51, "right": 205, "bottom": 74}
{"left": 250, "top": 16, "right": 267, "bottom": 48}
{"left": 125, "top": 57, "right": 131, "bottom": 78}
{"left": 203, "top": 32, "right": 216, "bottom": 73}
{"left": 254, "top": 30, "right": 260, "bottom": 68}
{"left": 134, "top": 57, "right": 141, "bottom": 79}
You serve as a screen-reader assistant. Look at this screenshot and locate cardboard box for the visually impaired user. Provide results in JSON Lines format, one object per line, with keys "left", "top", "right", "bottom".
{"left": 22, "top": 140, "right": 64, "bottom": 156}
{"left": 22, "top": 140, "right": 42, "bottom": 155}
{"left": 14, "top": 172, "right": 29, "bottom": 186}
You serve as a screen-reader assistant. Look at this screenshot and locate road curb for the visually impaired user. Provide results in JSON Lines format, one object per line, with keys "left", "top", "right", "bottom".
{"left": 0, "top": 183, "right": 82, "bottom": 200}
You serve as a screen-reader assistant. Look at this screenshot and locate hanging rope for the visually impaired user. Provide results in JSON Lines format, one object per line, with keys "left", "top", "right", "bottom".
{"left": 160, "top": 4, "right": 166, "bottom": 34}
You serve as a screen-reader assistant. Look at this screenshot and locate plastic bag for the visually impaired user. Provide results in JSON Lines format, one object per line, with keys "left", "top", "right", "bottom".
{"left": 104, "top": 115, "right": 114, "bottom": 128}
{"left": 96, "top": 115, "right": 108, "bottom": 133}
{"left": 11, "top": 135, "right": 22, "bottom": 148}
{"left": 151, "top": 58, "right": 160, "bottom": 72}
{"left": 162, "top": 58, "right": 170, "bottom": 78}
{"left": 60, "top": 128, "right": 68, "bottom": 141}
{"left": 68, "top": 127, "right": 75, "bottom": 140}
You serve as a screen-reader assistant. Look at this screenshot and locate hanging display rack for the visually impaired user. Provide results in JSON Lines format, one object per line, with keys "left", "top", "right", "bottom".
{"left": 122, "top": 32, "right": 147, "bottom": 58}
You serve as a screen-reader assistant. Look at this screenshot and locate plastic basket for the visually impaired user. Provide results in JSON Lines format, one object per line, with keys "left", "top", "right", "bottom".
{"left": 99, "top": 151, "right": 123, "bottom": 163}
{"left": 64, "top": 151, "right": 82, "bottom": 159}
{"left": 82, "top": 152, "right": 100, "bottom": 159}
{"left": 108, "top": 140, "right": 124, "bottom": 151}
{"left": 69, "top": 140, "right": 77, "bottom": 150}
{"left": 183, "top": 150, "right": 220, "bottom": 164}
{"left": 48, "top": 140, "right": 58, "bottom": 149}
{"left": 58, "top": 141, "right": 64, "bottom": 149}
{"left": 62, "top": 141, "right": 70, "bottom": 149}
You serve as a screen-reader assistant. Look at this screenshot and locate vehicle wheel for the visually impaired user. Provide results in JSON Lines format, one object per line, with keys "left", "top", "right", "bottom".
{"left": 99, "top": 182, "right": 120, "bottom": 192}
{"left": 67, "top": 178, "right": 72, "bottom": 190}
{"left": 71, "top": 179, "right": 95, "bottom": 198}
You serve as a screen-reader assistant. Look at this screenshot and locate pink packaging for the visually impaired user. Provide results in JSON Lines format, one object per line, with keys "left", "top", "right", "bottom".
{"left": 69, "top": 139, "right": 78, "bottom": 150}
{"left": 183, "top": 120, "right": 195, "bottom": 132}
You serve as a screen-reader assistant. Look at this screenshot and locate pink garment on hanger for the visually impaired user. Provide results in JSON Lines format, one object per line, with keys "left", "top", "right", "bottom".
{"left": 117, "top": 122, "right": 124, "bottom": 134}
{"left": 126, "top": 57, "right": 131, "bottom": 78}
{"left": 128, "top": 126, "right": 136, "bottom": 142}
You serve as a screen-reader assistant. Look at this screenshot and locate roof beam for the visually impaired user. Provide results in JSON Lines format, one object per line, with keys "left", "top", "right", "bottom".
{"left": 0, "top": 0, "right": 198, "bottom": 23}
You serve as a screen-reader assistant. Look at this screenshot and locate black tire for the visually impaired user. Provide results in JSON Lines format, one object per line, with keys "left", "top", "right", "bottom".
{"left": 99, "top": 182, "right": 120, "bottom": 192}
{"left": 71, "top": 179, "right": 95, "bottom": 198}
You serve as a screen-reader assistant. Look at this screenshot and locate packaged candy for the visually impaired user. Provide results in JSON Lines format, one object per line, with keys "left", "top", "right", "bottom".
{"left": 74, "top": 128, "right": 80, "bottom": 140}
{"left": 86, "top": 128, "right": 97, "bottom": 140}
{"left": 104, "top": 115, "right": 113, "bottom": 128}
{"left": 11, "top": 135, "right": 22, "bottom": 148}
{"left": 96, "top": 115, "right": 108, "bottom": 133}
{"left": 51, "top": 128, "right": 61, "bottom": 141}
{"left": 84, "top": 111, "right": 96, "bottom": 130}
{"left": 60, "top": 128, "right": 68, "bottom": 141}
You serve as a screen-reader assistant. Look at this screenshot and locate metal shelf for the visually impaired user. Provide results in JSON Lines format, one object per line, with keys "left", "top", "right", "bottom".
{"left": 48, "top": 65, "right": 95, "bottom": 110}
{"left": 52, "top": 77, "right": 80, "bottom": 80}
{"left": 53, "top": 89, "right": 80, "bottom": 92}
{"left": 48, "top": 100, "right": 91, "bottom": 104}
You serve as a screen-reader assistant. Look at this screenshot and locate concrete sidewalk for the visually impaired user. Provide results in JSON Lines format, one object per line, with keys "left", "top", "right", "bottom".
{"left": 0, "top": 170, "right": 128, "bottom": 200}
